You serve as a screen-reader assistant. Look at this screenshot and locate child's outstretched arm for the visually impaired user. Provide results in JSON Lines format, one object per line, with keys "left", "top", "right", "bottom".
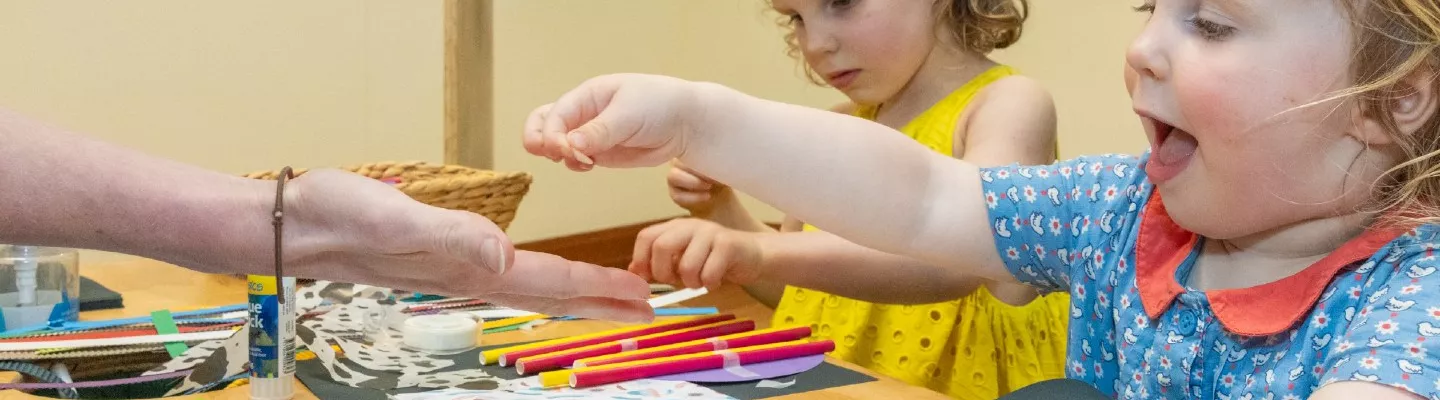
{"left": 525, "top": 74, "right": 1015, "bottom": 284}
{"left": 631, "top": 218, "right": 986, "bottom": 304}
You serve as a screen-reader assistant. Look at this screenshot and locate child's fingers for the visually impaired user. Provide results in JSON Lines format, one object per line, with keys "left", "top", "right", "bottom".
{"left": 700, "top": 244, "right": 731, "bottom": 291}
{"left": 522, "top": 104, "right": 555, "bottom": 160}
{"left": 545, "top": 75, "right": 632, "bottom": 157}
{"left": 631, "top": 223, "right": 665, "bottom": 281}
{"left": 564, "top": 157, "right": 593, "bottom": 172}
{"left": 627, "top": 259, "right": 652, "bottom": 282}
{"left": 676, "top": 231, "right": 715, "bottom": 289}
{"left": 670, "top": 160, "right": 715, "bottom": 183}
{"left": 668, "top": 167, "right": 713, "bottom": 192}
{"left": 648, "top": 225, "right": 694, "bottom": 286}
{"left": 670, "top": 191, "right": 712, "bottom": 208}
{"left": 543, "top": 124, "right": 577, "bottom": 164}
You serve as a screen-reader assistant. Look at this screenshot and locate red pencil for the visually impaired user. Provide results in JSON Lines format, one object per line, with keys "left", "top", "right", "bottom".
{"left": 494, "top": 314, "right": 735, "bottom": 366}
{"left": 568, "top": 339, "right": 835, "bottom": 388}
{"left": 515, "top": 319, "right": 755, "bottom": 374}
{"left": 573, "top": 325, "right": 812, "bottom": 368}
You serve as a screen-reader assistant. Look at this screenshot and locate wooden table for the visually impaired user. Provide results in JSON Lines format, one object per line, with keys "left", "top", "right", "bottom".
{"left": 2, "top": 260, "right": 949, "bottom": 399}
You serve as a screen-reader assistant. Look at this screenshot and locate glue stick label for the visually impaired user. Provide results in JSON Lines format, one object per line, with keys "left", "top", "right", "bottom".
{"left": 248, "top": 275, "right": 297, "bottom": 378}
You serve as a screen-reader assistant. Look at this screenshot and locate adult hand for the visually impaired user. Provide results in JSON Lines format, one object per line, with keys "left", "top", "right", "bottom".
{"left": 284, "top": 169, "right": 654, "bottom": 322}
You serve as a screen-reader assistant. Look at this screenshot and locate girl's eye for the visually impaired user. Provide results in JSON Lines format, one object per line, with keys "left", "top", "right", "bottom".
{"left": 1189, "top": 17, "right": 1236, "bottom": 41}
{"left": 829, "top": 0, "right": 855, "bottom": 10}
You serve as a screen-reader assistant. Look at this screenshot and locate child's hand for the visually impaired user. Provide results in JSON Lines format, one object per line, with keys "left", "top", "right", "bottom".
{"left": 630, "top": 218, "right": 764, "bottom": 291}
{"left": 522, "top": 74, "right": 703, "bottom": 172}
{"left": 668, "top": 160, "right": 728, "bottom": 213}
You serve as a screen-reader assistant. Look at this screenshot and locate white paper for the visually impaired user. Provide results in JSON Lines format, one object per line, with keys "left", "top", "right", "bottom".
{"left": 463, "top": 287, "right": 709, "bottom": 321}
{"left": 757, "top": 378, "right": 797, "bottom": 389}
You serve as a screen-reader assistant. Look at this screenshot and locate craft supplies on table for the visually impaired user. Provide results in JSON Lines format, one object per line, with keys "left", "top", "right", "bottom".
{"left": 513, "top": 318, "right": 756, "bottom": 374}
{"left": 573, "top": 325, "right": 814, "bottom": 368}
{"left": 550, "top": 339, "right": 837, "bottom": 388}
{"left": 247, "top": 275, "right": 297, "bottom": 400}
{"left": 481, "top": 314, "right": 546, "bottom": 330}
{"left": 472, "top": 311, "right": 837, "bottom": 389}
{"left": 0, "top": 245, "right": 80, "bottom": 334}
{"left": 401, "top": 314, "right": 479, "bottom": 355}
{"left": 483, "top": 314, "right": 736, "bottom": 366}
{"left": 464, "top": 287, "right": 711, "bottom": 321}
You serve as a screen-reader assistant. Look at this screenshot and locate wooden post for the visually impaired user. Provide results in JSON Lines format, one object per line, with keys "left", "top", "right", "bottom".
{"left": 443, "top": 0, "right": 493, "bottom": 169}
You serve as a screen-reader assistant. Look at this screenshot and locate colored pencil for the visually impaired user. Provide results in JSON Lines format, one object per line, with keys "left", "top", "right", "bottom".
{"left": 538, "top": 339, "right": 835, "bottom": 388}
{"left": 498, "top": 314, "right": 735, "bottom": 367}
{"left": 514, "top": 319, "right": 755, "bottom": 374}
{"left": 0, "top": 322, "right": 245, "bottom": 343}
{"left": 482, "top": 314, "right": 548, "bottom": 330}
{"left": 653, "top": 307, "right": 719, "bottom": 316}
{"left": 572, "top": 325, "right": 811, "bottom": 368}
{"left": 480, "top": 314, "right": 734, "bottom": 366}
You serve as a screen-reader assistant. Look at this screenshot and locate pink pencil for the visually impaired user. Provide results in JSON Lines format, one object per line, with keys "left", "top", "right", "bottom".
{"left": 568, "top": 339, "right": 836, "bottom": 388}
{"left": 495, "top": 314, "right": 735, "bottom": 366}
{"left": 515, "top": 319, "right": 755, "bottom": 374}
{"left": 573, "top": 326, "right": 812, "bottom": 368}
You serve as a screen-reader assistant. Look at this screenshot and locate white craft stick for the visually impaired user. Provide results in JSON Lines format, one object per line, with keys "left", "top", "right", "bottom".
{"left": 0, "top": 330, "right": 237, "bottom": 352}
{"left": 647, "top": 288, "right": 708, "bottom": 308}
{"left": 465, "top": 309, "right": 539, "bottom": 320}
{"left": 461, "top": 288, "right": 709, "bottom": 321}
{"left": 219, "top": 311, "right": 249, "bottom": 320}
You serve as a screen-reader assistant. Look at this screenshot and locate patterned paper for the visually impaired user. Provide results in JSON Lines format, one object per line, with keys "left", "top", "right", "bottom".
{"left": 294, "top": 281, "right": 503, "bottom": 391}
{"left": 142, "top": 325, "right": 250, "bottom": 396}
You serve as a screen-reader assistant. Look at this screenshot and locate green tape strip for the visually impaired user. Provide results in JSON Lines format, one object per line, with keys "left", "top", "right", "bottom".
{"left": 482, "top": 324, "right": 525, "bottom": 334}
{"left": 150, "top": 310, "right": 189, "bottom": 357}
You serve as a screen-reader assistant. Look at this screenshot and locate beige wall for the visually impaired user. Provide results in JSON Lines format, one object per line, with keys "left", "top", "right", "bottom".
{"left": 0, "top": 0, "right": 1150, "bottom": 252}
{"left": 0, "top": 0, "right": 445, "bottom": 262}
{"left": 990, "top": 1, "right": 1150, "bottom": 158}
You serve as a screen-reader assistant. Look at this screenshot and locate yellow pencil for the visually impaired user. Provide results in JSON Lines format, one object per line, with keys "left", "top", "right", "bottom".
{"left": 482, "top": 314, "right": 548, "bottom": 330}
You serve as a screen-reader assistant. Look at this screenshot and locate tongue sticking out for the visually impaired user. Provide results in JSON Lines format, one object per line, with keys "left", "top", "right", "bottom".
{"left": 1155, "top": 128, "right": 1197, "bottom": 165}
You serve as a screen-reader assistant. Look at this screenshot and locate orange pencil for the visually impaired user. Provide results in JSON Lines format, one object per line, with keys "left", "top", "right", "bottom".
{"left": 538, "top": 339, "right": 835, "bottom": 388}
{"left": 515, "top": 319, "right": 755, "bottom": 374}
{"left": 572, "top": 325, "right": 811, "bottom": 368}
{"left": 484, "top": 314, "right": 735, "bottom": 366}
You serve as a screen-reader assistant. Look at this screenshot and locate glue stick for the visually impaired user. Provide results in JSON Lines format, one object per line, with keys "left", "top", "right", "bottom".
{"left": 247, "top": 275, "right": 296, "bottom": 400}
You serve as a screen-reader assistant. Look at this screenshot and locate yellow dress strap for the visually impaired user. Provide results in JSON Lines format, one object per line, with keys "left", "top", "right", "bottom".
{"left": 801, "top": 65, "right": 1019, "bottom": 234}
{"left": 851, "top": 64, "right": 1017, "bottom": 158}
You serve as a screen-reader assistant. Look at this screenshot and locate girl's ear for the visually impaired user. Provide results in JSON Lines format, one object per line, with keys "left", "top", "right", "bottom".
{"left": 1351, "top": 64, "right": 1439, "bottom": 145}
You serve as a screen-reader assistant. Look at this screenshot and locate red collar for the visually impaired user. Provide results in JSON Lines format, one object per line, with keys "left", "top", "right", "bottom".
{"left": 1134, "top": 194, "right": 1404, "bottom": 337}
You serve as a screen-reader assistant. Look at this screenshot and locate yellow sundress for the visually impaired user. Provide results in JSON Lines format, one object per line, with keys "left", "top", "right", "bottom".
{"left": 770, "top": 65, "right": 1070, "bottom": 399}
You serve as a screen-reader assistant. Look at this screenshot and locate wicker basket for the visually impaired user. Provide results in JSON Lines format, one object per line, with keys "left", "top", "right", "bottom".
{"left": 243, "top": 161, "right": 532, "bottom": 231}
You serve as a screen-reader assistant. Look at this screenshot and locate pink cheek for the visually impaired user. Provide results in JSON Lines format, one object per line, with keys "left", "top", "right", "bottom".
{"left": 1173, "top": 76, "right": 1248, "bottom": 146}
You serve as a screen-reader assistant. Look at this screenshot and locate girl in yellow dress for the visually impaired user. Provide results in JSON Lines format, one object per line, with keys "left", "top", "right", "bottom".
{"left": 656, "top": 0, "right": 1067, "bottom": 398}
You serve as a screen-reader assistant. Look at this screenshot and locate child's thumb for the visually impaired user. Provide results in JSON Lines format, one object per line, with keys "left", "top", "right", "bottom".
{"left": 543, "top": 75, "right": 637, "bottom": 160}
{"left": 566, "top": 117, "right": 612, "bottom": 155}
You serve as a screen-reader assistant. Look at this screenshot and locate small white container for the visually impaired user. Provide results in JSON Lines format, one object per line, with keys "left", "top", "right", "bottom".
{"left": 401, "top": 314, "right": 480, "bottom": 355}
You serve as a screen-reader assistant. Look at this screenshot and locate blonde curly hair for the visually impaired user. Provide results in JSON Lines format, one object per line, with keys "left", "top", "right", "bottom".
{"left": 772, "top": 0, "right": 1028, "bottom": 85}
{"left": 1336, "top": 0, "right": 1440, "bottom": 226}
